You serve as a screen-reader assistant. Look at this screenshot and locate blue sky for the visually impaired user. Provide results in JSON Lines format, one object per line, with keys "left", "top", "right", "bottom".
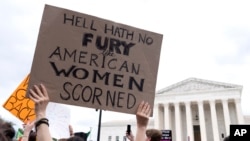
{"left": 1, "top": 0, "right": 250, "bottom": 140}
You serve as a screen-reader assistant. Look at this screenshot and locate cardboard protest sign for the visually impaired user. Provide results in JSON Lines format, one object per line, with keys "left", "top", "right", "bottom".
{"left": 27, "top": 4, "right": 163, "bottom": 115}
{"left": 3, "top": 74, "right": 35, "bottom": 122}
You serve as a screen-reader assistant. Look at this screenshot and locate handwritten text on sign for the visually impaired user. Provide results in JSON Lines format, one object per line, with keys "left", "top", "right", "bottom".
{"left": 27, "top": 4, "right": 163, "bottom": 115}
{"left": 3, "top": 75, "right": 35, "bottom": 122}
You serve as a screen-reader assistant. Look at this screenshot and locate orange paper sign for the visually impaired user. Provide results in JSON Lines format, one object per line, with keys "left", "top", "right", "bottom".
{"left": 3, "top": 74, "right": 35, "bottom": 123}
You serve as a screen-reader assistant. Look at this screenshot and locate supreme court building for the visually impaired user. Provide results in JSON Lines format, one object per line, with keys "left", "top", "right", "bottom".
{"left": 101, "top": 78, "right": 249, "bottom": 141}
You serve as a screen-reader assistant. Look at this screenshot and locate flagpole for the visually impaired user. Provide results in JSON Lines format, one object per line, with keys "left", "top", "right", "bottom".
{"left": 97, "top": 109, "right": 102, "bottom": 141}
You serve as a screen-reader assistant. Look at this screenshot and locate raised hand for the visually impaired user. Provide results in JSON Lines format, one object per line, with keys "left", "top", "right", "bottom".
{"left": 136, "top": 101, "right": 151, "bottom": 128}
{"left": 22, "top": 120, "right": 35, "bottom": 141}
{"left": 135, "top": 101, "right": 152, "bottom": 141}
{"left": 126, "top": 131, "right": 134, "bottom": 141}
{"left": 28, "top": 84, "right": 52, "bottom": 141}
{"left": 29, "top": 84, "right": 49, "bottom": 120}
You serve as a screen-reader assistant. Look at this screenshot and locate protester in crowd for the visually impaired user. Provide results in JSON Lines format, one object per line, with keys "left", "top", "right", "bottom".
{"left": 29, "top": 84, "right": 86, "bottom": 141}
{"left": 29, "top": 83, "right": 153, "bottom": 141}
{"left": 0, "top": 117, "right": 16, "bottom": 141}
{"left": 0, "top": 131, "right": 8, "bottom": 141}
{"left": 133, "top": 101, "right": 162, "bottom": 141}
{"left": 58, "top": 125, "right": 89, "bottom": 141}
{"left": 126, "top": 130, "right": 135, "bottom": 141}
{"left": 28, "top": 84, "right": 53, "bottom": 141}
{"left": 126, "top": 128, "right": 162, "bottom": 141}
{"left": 134, "top": 101, "right": 152, "bottom": 141}
{"left": 58, "top": 136, "right": 85, "bottom": 141}
{"left": 145, "top": 129, "right": 162, "bottom": 141}
{"left": 21, "top": 120, "right": 36, "bottom": 141}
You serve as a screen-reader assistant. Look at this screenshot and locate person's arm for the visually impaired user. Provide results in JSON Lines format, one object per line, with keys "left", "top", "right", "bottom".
{"left": 21, "top": 121, "right": 34, "bottom": 141}
{"left": 135, "top": 101, "right": 151, "bottom": 141}
{"left": 29, "top": 84, "right": 52, "bottom": 141}
{"left": 126, "top": 130, "right": 134, "bottom": 141}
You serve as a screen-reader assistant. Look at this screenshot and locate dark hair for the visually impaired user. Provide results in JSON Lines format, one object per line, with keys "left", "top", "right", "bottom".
{"left": 0, "top": 120, "right": 15, "bottom": 141}
{"left": 59, "top": 136, "right": 85, "bottom": 141}
{"left": 67, "top": 136, "right": 85, "bottom": 141}
{"left": 0, "top": 131, "right": 8, "bottom": 141}
{"left": 28, "top": 130, "right": 37, "bottom": 141}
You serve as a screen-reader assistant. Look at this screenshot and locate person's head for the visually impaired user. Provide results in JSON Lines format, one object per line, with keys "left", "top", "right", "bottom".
{"left": 28, "top": 130, "right": 37, "bottom": 141}
{"left": 59, "top": 136, "right": 85, "bottom": 141}
{"left": 0, "top": 131, "right": 8, "bottom": 141}
{"left": 0, "top": 119, "right": 15, "bottom": 141}
{"left": 145, "top": 129, "right": 162, "bottom": 141}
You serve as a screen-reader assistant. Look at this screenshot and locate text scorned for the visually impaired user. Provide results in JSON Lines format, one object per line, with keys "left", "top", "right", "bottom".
{"left": 60, "top": 82, "right": 136, "bottom": 109}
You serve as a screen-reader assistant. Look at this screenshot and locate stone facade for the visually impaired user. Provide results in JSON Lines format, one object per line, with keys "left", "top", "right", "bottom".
{"left": 100, "top": 78, "right": 247, "bottom": 141}
{"left": 101, "top": 119, "right": 154, "bottom": 141}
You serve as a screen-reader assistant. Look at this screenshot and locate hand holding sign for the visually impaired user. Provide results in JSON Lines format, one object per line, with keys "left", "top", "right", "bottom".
{"left": 29, "top": 84, "right": 49, "bottom": 119}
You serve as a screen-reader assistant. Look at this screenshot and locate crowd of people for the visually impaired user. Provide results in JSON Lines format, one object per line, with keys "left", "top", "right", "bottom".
{"left": 1, "top": 84, "right": 231, "bottom": 141}
{"left": 0, "top": 84, "right": 163, "bottom": 141}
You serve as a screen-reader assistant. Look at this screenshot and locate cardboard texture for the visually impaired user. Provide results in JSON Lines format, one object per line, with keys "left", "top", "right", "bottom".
{"left": 27, "top": 4, "right": 163, "bottom": 115}
{"left": 3, "top": 74, "right": 35, "bottom": 122}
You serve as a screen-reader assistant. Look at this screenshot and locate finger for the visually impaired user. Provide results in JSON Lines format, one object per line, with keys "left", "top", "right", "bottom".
{"left": 137, "top": 101, "right": 144, "bottom": 113}
{"left": 33, "top": 85, "right": 43, "bottom": 98}
{"left": 24, "top": 118, "right": 30, "bottom": 125}
{"left": 144, "top": 102, "right": 151, "bottom": 115}
{"left": 143, "top": 102, "right": 148, "bottom": 108}
{"left": 141, "top": 102, "right": 148, "bottom": 112}
{"left": 26, "top": 120, "right": 31, "bottom": 124}
{"left": 40, "top": 84, "right": 49, "bottom": 98}
{"left": 146, "top": 107, "right": 152, "bottom": 116}
{"left": 29, "top": 89, "right": 40, "bottom": 100}
{"left": 29, "top": 91, "right": 39, "bottom": 103}
{"left": 31, "top": 120, "right": 36, "bottom": 125}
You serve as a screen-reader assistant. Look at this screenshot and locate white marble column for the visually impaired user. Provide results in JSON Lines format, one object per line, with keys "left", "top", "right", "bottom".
{"left": 174, "top": 102, "right": 182, "bottom": 141}
{"left": 154, "top": 103, "right": 160, "bottom": 129}
{"left": 235, "top": 99, "right": 244, "bottom": 124}
{"left": 209, "top": 100, "right": 219, "bottom": 141}
{"left": 185, "top": 101, "right": 194, "bottom": 141}
{"left": 222, "top": 99, "right": 231, "bottom": 135}
{"left": 198, "top": 100, "right": 207, "bottom": 141}
{"left": 164, "top": 103, "right": 171, "bottom": 129}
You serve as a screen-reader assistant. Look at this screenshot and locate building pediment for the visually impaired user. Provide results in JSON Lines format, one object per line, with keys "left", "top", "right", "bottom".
{"left": 157, "top": 77, "right": 242, "bottom": 94}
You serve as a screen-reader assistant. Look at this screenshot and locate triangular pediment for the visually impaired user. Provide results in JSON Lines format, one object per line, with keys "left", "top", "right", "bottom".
{"left": 157, "top": 78, "right": 242, "bottom": 94}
